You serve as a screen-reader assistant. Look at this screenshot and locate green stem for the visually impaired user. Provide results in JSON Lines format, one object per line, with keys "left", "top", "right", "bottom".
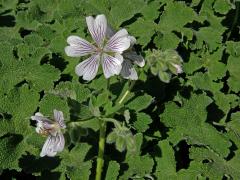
{"left": 95, "top": 80, "right": 136, "bottom": 179}
{"left": 95, "top": 119, "right": 106, "bottom": 180}
{"left": 95, "top": 78, "right": 110, "bottom": 180}
{"left": 118, "top": 81, "right": 136, "bottom": 105}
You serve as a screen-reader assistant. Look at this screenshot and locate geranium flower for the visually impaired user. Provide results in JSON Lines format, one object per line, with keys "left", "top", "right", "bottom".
{"left": 65, "top": 14, "right": 131, "bottom": 81}
{"left": 120, "top": 36, "right": 145, "bottom": 80}
{"left": 107, "top": 26, "right": 145, "bottom": 80}
{"left": 31, "top": 110, "right": 66, "bottom": 157}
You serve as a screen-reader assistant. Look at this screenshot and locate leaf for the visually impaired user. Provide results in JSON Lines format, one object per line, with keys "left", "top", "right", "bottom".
{"left": 57, "top": 143, "right": 92, "bottom": 180}
{"left": 154, "top": 140, "right": 176, "bottom": 178}
{"left": 128, "top": 19, "right": 156, "bottom": 46}
{"left": 154, "top": 32, "right": 180, "bottom": 50}
{"left": 226, "top": 41, "right": 240, "bottom": 57}
{"left": 51, "top": 81, "right": 91, "bottom": 102}
{"left": 159, "top": 1, "right": 199, "bottom": 32}
{"left": 226, "top": 112, "right": 240, "bottom": 149}
{"left": 24, "top": 63, "right": 61, "bottom": 91}
{"left": 95, "top": 92, "right": 109, "bottom": 107}
{"left": 126, "top": 93, "right": 152, "bottom": 112}
{"left": 188, "top": 72, "right": 223, "bottom": 92}
{"left": 213, "top": 0, "right": 232, "bottom": 14}
{"left": 133, "top": 112, "right": 152, "bottom": 133}
{"left": 39, "top": 94, "right": 70, "bottom": 121}
{"left": 160, "top": 93, "right": 231, "bottom": 157}
{"left": 155, "top": 1, "right": 200, "bottom": 49}
{"left": 120, "top": 134, "right": 154, "bottom": 179}
{"left": 0, "top": 41, "right": 60, "bottom": 93}
{"left": 0, "top": 135, "right": 25, "bottom": 170}
{"left": 0, "top": 85, "right": 39, "bottom": 136}
{"left": 227, "top": 55, "right": 240, "bottom": 92}
{"left": 191, "top": 0, "right": 226, "bottom": 51}
{"left": 109, "top": 0, "right": 146, "bottom": 28}
{"left": 190, "top": 147, "right": 240, "bottom": 179}
{"left": 106, "top": 161, "right": 120, "bottom": 180}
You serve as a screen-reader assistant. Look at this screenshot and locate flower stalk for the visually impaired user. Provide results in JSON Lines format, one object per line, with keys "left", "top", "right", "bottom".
{"left": 96, "top": 78, "right": 109, "bottom": 180}
{"left": 96, "top": 119, "right": 106, "bottom": 180}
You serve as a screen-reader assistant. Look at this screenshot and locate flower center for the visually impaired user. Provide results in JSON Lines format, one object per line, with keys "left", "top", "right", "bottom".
{"left": 96, "top": 47, "right": 102, "bottom": 53}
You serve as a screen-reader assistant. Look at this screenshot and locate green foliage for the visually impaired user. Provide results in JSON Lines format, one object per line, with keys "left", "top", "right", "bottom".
{"left": 58, "top": 143, "right": 92, "bottom": 179}
{"left": 1, "top": 0, "right": 240, "bottom": 179}
{"left": 161, "top": 94, "right": 231, "bottom": 156}
{"left": 126, "top": 93, "right": 152, "bottom": 111}
{"left": 105, "top": 161, "right": 120, "bottom": 180}
{"left": 120, "top": 134, "right": 154, "bottom": 179}
{"left": 0, "top": 135, "right": 25, "bottom": 170}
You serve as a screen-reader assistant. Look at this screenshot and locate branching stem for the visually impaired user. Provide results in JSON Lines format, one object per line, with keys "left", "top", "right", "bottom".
{"left": 95, "top": 80, "right": 136, "bottom": 179}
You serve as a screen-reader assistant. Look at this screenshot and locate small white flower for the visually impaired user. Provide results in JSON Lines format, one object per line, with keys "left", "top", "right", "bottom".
{"left": 65, "top": 14, "right": 131, "bottom": 81}
{"left": 106, "top": 27, "right": 145, "bottom": 80}
{"left": 171, "top": 63, "right": 183, "bottom": 74}
{"left": 31, "top": 110, "right": 66, "bottom": 157}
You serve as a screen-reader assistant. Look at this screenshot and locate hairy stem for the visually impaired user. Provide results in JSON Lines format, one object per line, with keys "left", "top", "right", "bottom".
{"left": 95, "top": 119, "right": 106, "bottom": 180}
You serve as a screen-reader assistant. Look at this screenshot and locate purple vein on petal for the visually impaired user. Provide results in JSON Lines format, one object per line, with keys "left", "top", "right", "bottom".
{"left": 102, "top": 53, "right": 122, "bottom": 78}
{"left": 75, "top": 54, "right": 100, "bottom": 81}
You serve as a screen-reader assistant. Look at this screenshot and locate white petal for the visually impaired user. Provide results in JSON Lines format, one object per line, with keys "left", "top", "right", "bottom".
{"left": 104, "top": 29, "right": 130, "bottom": 53}
{"left": 55, "top": 133, "right": 65, "bottom": 152}
{"left": 40, "top": 133, "right": 65, "bottom": 157}
{"left": 31, "top": 113, "right": 49, "bottom": 122}
{"left": 34, "top": 116, "right": 56, "bottom": 135}
{"left": 65, "top": 36, "right": 96, "bottom": 57}
{"left": 120, "top": 59, "right": 138, "bottom": 80}
{"left": 86, "top": 14, "right": 107, "bottom": 46}
{"left": 53, "top": 110, "right": 66, "bottom": 128}
{"left": 106, "top": 25, "right": 115, "bottom": 39}
{"left": 35, "top": 112, "right": 43, "bottom": 117}
{"left": 40, "top": 136, "right": 56, "bottom": 157}
{"left": 36, "top": 126, "right": 41, "bottom": 134}
{"left": 128, "top": 36, "right": 136, "bottom": 47}
{"left": 124, "top": 51, "right": 145, "bottom": 67}
{"left": 75, "top": 54, "right": 100, "bottom": 81}
{"left": 102, "top": 53, "right": 123, "bottom": 78}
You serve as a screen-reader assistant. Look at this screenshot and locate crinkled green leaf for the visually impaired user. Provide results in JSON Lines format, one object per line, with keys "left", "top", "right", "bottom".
{"left": 57, "top": 143, "right": 92, "bottom": 179}
{"left": 0, "top": 135, "right": 25, "bottom": 170}
{"left": 134, "top": 112, "right": 152, "bottom": 133}
{"left": 39, "top": 94, "right": 70, "bottom": 121}
{"left": 190, "top": 147, "right": 240, "bottom": 179}
{"left": 227, "top": 55, "right": 240, "bottom": 92}
{"left": 106, "top": 161, "right": 120, "bottom": 180}
{"left": 161, "top": 93, "right": 231, "bottom": 157}
{"left": 126, "top": 93, "right": 152, "bottom": 112}
{"left": 0, "top": 85, "right": 39, "bottom": 136}
{"left": 120, "top": 134, "right": 154, "bottom": 179}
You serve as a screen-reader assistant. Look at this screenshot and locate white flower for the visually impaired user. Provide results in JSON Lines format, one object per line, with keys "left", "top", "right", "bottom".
{"left": 106, "top": 26, "right": 145, "bottom": 80}
{"left": 31, "top": 110, "right": 66, "bottom": 157}
{"left": 65, "top": 14, "right": 131, "bottom": 81}
{"left": 120, "top": 36, "right": 145, "bottom": 80}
